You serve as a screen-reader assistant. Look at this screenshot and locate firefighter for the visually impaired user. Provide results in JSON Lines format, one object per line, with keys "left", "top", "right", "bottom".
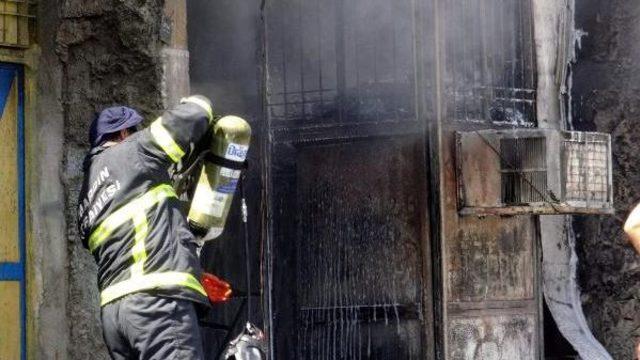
{"left": 77, "top": 96, "right": 215, "bottom": 359}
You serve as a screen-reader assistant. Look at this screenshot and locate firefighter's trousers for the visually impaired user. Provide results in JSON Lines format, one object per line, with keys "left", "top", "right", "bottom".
{"left": 101, "top": 292, "right": 204, "bottom": 360}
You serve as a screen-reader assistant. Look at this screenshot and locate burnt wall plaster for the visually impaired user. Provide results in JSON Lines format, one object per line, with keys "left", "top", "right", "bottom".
{"left": 573, "top": 0, "right": 640, "bottom": 358}
{"left": 55, "top": 1, "right": 166, "bottom": 358}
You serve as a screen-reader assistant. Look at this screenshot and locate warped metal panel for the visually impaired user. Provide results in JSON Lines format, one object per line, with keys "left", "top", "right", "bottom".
{"left": 297, "top": 140, "right": 424, "bottom": 307}
{"left": 298, "top": 318, "right": 423, "bottom": 359}
{"left": 290, "top": 138, "right": 426, "bottom": 359}
{"left": 447, "top": 217, "right": 535, "bottom": 303}
{"left": 448, "top": 314, "right": 536, "bottom": 359}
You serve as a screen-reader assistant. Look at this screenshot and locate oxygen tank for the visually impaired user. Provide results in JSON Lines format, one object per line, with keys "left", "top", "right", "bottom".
{"left": 188, "top": 115, "right": 251, "bottom": 239}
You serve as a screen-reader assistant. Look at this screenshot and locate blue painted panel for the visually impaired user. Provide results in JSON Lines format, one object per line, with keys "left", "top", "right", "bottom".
{"left": 0, "top": 70, "right": 14, "bottom": 120}
{"left": 0, "top": 263, "right": 23, "bottom": 281}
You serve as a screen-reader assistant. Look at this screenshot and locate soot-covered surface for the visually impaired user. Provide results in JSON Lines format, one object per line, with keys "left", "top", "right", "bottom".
{"left": 573, "top": 0, "right": 640, "bottom": 358}
{"left": 289, "top": 139, "right": 427, "bottom": 359}
{"left": 263, "top": 0, "right": 431, "bottom": 357}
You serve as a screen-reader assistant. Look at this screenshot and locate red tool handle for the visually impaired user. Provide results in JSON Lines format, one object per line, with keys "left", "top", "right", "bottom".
{"left": 201, "top": 272, "right": 233, "bottom": 303}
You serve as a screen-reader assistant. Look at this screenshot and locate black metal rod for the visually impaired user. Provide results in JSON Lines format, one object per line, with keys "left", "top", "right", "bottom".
{"left": 241, "top": 173, "right": 252, "bottom": 323}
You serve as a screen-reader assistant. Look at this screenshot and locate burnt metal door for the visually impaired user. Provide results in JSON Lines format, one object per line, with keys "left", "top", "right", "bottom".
{"left": 434, "top": 0, "right": 542, "bottom": 358}
{"left": 263, "top": 0, "right": 434, "bottom": 358}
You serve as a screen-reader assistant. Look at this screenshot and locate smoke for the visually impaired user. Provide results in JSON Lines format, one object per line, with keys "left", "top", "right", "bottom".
{"left": 188, "top": 0, "right": 262, "bottom": 120}
{"left": 188, "top": 2, "right": 266, "bottom": 358}
{"left": 262, "top": 0, "right": 417, "bottom": 126}
{"left": 189, "top": 0, "right": 539, "bottom": 129}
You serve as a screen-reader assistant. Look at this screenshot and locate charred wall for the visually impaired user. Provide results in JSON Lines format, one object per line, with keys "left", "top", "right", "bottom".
{"left": 572, "top": 0, "right": 640, "bottom": 358}
{"left": 55, "top": 1, "right": 167, "bottom": 359}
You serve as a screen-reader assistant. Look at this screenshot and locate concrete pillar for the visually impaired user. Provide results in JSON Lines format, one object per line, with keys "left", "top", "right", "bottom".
{"left": 161, "top": 0, "right": 190, "bottom": 108}
{"left": 32, "top": 0, "right": 69, "bottom": 358}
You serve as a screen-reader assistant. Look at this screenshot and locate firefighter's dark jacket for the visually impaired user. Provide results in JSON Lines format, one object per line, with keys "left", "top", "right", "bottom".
{"left": 77, "top": 97, "right": 214, "bottom": 307}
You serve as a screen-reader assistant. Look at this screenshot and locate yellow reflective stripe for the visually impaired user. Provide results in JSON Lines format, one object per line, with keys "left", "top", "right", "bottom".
{"left": 88, "top": 207, "right": 135, "bottom": 253}
{"left": 100, "top": 271, "right": 206, "bottom": 306}
{"left": 150, "top": 118, "right": 185, "bottom": 163}
{"left": 88, "top": 184, "right": 177, "bottom": 252}
{"left": 182, "top": 96, "right": 213, "bottom": 121}
{"left": 130, "top": 212, "right": 148, "bottom": 277}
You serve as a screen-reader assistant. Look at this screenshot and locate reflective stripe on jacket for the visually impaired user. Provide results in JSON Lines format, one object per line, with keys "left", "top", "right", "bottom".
{"left": 77, "top": 97, "right": 214, "bottom": 306}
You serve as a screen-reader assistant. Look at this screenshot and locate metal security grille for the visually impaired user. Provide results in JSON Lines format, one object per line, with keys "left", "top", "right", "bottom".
{"left": 0, "top": 1, "right": 34, "bottom": 48}
{"left": 266, "top": 0, "right": 416, "bottom": 129}
{"left": 500, "top": 137, "right": 547, "bottom": 204}
{"left": 443, "top": 0, "right": 537, "bottom": 126}
{"left": 563, "top": 132, "right": 611, "bottom": 203}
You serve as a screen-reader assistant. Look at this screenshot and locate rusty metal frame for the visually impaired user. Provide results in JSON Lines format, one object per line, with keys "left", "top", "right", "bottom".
{"left": 454, "top": 128, "right": 614, "bottom": 216}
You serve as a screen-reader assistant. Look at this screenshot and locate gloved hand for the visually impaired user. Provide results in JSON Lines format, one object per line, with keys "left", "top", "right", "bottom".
{"left": 201, "top": 272, "right": 233, "bottom": 303}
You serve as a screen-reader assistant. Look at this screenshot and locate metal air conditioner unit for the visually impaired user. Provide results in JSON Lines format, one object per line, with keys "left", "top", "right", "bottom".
{"left": 455, "top": 129, "right": 614, "bottom": 216}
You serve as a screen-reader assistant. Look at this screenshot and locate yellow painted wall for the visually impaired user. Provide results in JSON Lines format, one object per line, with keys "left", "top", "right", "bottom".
{"left": 0, "top": 80, "right": 18, "bottom": 263}
{"left": 0, "top": 281, "right": 20, "bottom": 359}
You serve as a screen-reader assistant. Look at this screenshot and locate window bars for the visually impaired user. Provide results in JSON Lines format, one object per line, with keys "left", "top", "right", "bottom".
{"left": 443, "top": 0, "right": 537, "bottom": 126}
{"left": 0, "top": 1, "right": 34, "bottom": 48}
{"left": 563, "top": 132, "right": 611, "bottom": 204}
{"left": 266, "top": 0, "right": 416, "bottom": 127}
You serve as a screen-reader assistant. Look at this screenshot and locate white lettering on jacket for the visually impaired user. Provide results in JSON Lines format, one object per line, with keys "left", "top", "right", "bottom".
{"left": 78, "top": 166, "right": 121, "bottom": 235}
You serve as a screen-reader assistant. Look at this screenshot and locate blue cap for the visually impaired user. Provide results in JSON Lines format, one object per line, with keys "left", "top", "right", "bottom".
{"left": 90, "top": 106, "right": 144, "bottom": 147}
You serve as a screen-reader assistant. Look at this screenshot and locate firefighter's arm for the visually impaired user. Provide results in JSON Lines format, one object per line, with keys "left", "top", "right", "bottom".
{"left": 624, "top": 202, "right": 640, "bottom": 255}
{"left": 138, "top": 95, "right": 214, "bottom": 165}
